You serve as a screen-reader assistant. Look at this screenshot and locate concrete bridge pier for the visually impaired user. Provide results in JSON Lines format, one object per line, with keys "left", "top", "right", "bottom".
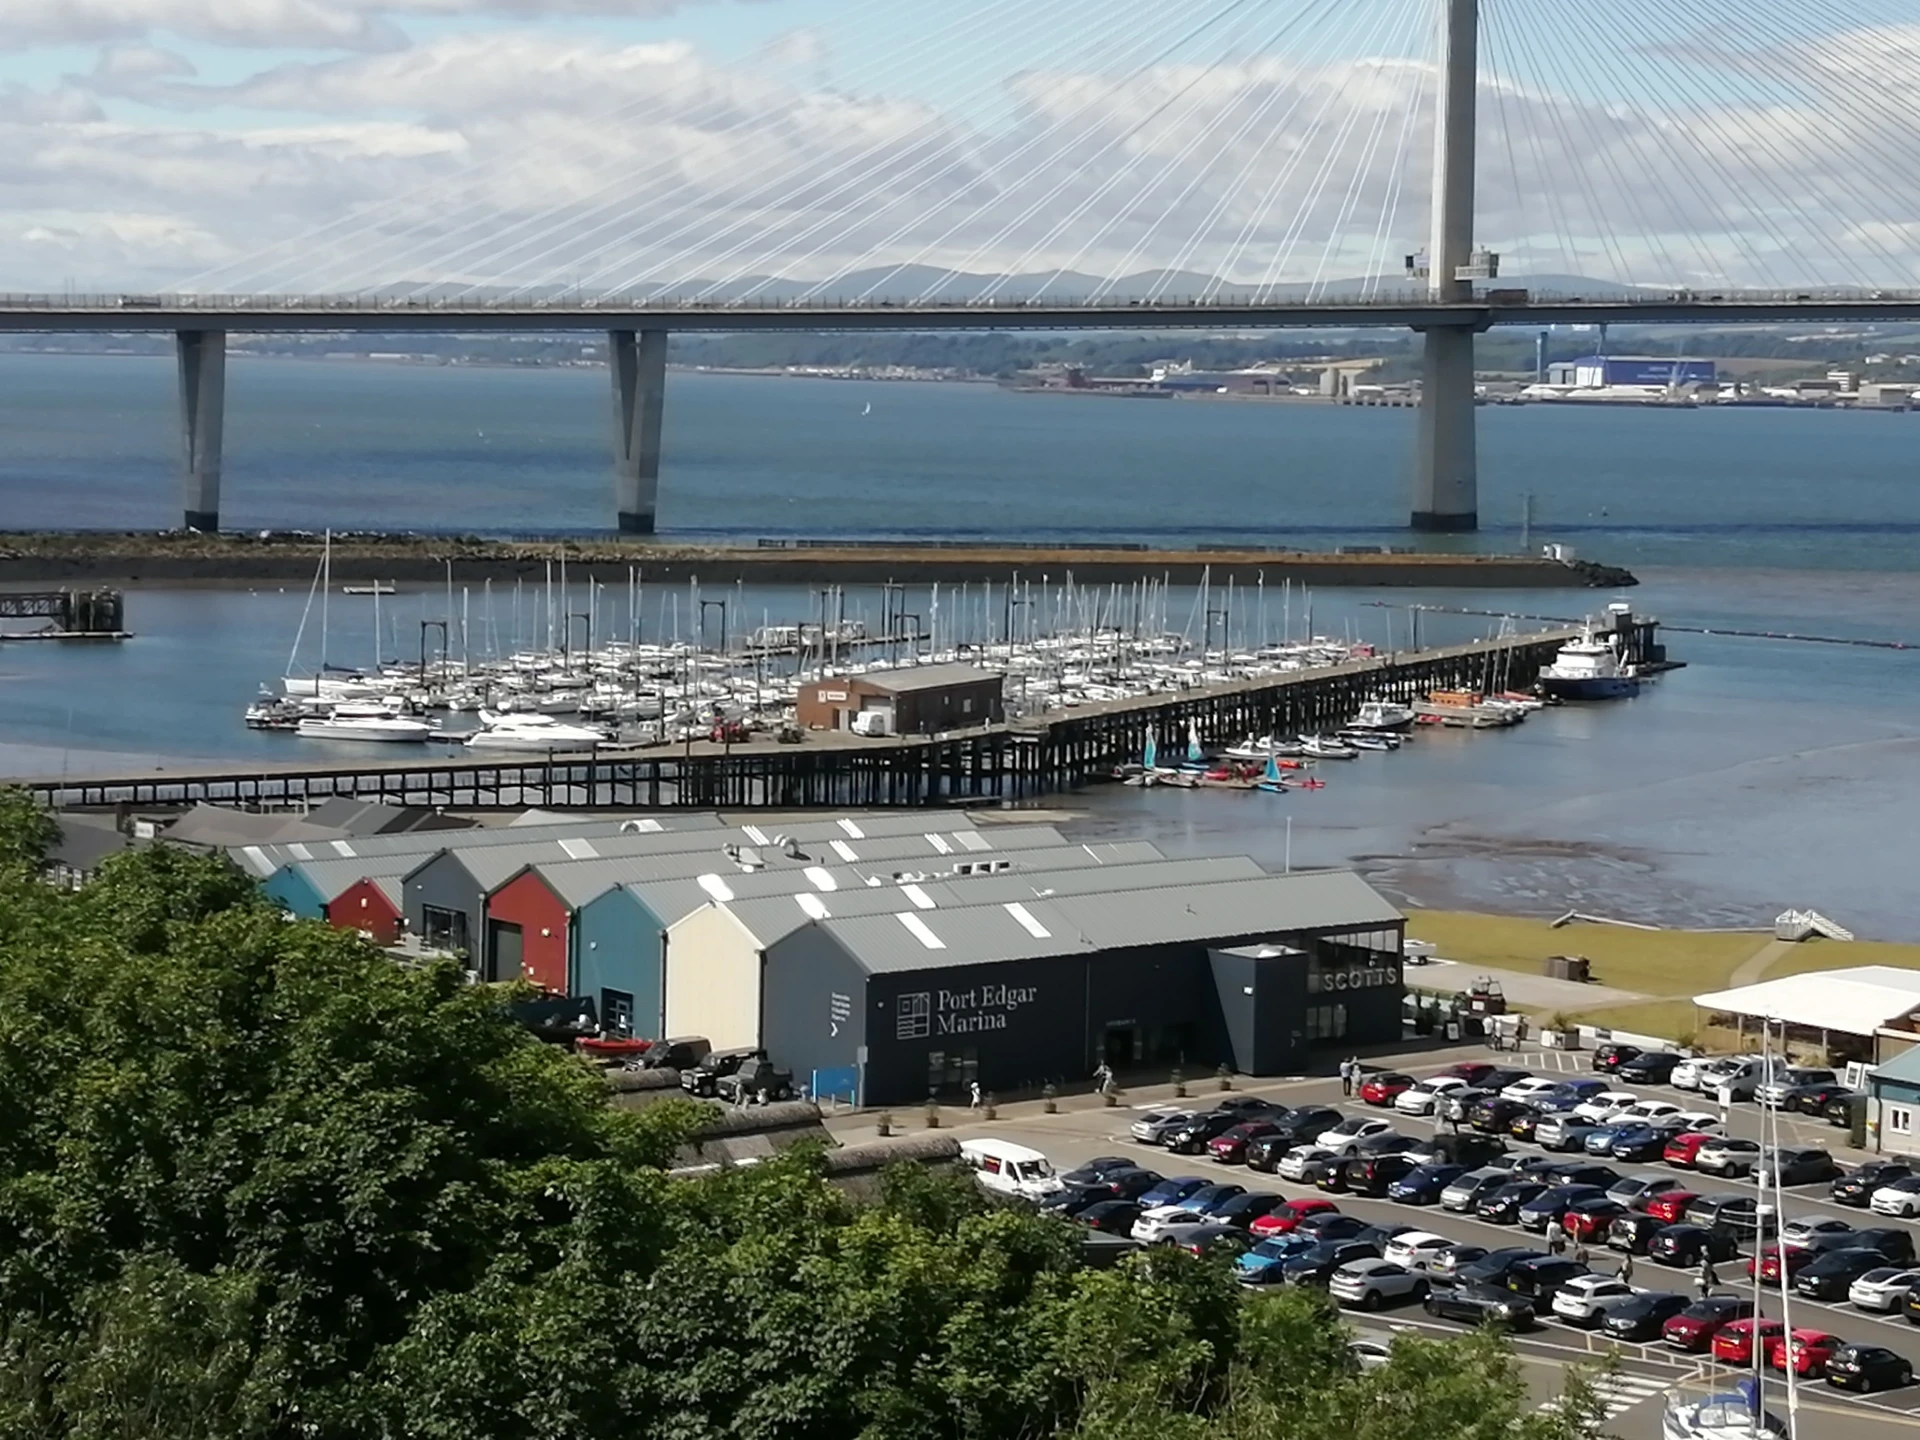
{"left": 176, "top": 329, "right": 226, "bottom": 531}
{"left": 610, "top": 328, "right": 667, "bottom": 535}
{"left": 1412, "top": 325, "right": 1478, "bottom": 531}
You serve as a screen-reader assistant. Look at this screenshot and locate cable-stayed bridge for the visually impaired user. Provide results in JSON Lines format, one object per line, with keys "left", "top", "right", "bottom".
{"left": 14, "top": 0, "right": 1920, "bottom": 534}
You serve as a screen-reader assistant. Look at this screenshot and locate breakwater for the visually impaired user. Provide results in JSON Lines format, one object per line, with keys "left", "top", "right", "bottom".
{"left": 0, "top": 533, "right": 1635, "bottom": 590}
{"left": 20, "top": 626, "right": 1589, "bottom": 811}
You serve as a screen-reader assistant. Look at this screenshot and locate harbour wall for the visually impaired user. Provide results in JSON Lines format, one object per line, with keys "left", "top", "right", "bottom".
{"left": 0, "top": 533, "right": 1635, "bottom": 590}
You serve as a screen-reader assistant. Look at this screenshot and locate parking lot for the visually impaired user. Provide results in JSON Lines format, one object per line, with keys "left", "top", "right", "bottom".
{"left": 836, "top": 1045, "right": 1920, "bottom": 1440}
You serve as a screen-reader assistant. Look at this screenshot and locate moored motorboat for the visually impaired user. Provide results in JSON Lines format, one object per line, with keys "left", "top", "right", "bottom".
{"left": 1348, "top": 699, "right": 1416, "bottom": 732}
{"left": 464, "top": 711, "right": 611, "bottom": 750}
{"left": 1537, "top": 629, "right": 1641, "bottom": 700}
{"left": 1337, "top": 730, "right": 1400, "bottom": 751}
{"left": 1297, "top": 734, "right": 1359, "bottom": 759}
{"left": 295, "top": 703, "right": 432, "bottom": 743}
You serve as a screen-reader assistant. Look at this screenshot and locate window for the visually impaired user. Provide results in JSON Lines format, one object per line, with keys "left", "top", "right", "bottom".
{"left": 1889, "top": 1105, "right": 1913, "bottom": 1135}
{"left": 1304, "top": 1004, "right": 1349, "bottom": 1042}
{"left": 601, "top": 988, "right": 635, "bottom": 1036}
{"left": 421, "top": 905, "right": 469, "bottom": 955}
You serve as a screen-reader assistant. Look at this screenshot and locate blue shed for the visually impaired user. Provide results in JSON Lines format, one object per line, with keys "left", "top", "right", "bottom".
{"left": 573, "top": 883, "right": 675, "bottom": 1038}
{"left": 261, "top": 862, "right": 329, "bottom": 918}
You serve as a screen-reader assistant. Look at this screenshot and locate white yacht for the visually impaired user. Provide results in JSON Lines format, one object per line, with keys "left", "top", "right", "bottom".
{"left": 295, "top": 703, "right": 432, "bottom": 743}
{"left": 1538, "top": 629, "right": 1640, "bottom": 700}
{"left": 464, "top": 711, "right": 610, "bottom": 751}
{"left": 1348, "top": 699, "right": 1416, "bottom": 732}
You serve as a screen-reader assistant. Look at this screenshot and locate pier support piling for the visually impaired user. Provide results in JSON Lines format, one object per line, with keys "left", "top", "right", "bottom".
{"left": 610, "top": 328, "right": 667, "bottom": 535}
{"left": 176, "top": 329, "right": 226, "bottom": 531}
{"left": 1411, "top": 0, "right": 1480, "bottom": 532}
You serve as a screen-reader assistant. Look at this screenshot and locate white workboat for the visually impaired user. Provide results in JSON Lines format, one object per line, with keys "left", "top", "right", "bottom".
{"left": 1298, "top": 734, "right": 1359, "bottom": 759}
{"left": 1347, "top": 699, "right": 1416, "bottom": 732}
{"left": 1538, "top": 628, "right": 1640, "bottom": 700}
{"left": 464, "top": 711, "right": 610, "bottom": 750}
{"left": 295, "top": 703, "right": 431, "bottom": 743}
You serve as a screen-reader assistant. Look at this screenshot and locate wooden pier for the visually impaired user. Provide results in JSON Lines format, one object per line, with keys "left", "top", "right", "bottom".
{"left": 17, "top": 627, "right": 1586, "bottom": 812}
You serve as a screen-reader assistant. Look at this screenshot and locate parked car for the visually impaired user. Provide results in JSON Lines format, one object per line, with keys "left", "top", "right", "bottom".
{"left": 1208, "top": 1192, "right": 1291, "bottom": 1232}
{"left": 1551, "top": 1274, "right": 1640, "bottom": 1327}
{"left": 1648, "top": 1224, "right": 1741, "bottom": 1267}
{"left": 1469, "top": 1097, "right": 1535, "bottom": 1134}
{"left": 1784, "top": 1082, "right": 1857, "bottom": 1116}
{"left": 680, "top": 1045, "right": 763, "bottom": 1097}
{"left": 1427, "top": 1243, "right": 1492, "bottom": 1285}
{"left": 1754, "top": 1147, "right": 1842, "bottom": 1188}
{"left": 1438, "top": 1061, "right": 1500, "bottom": 1087}
{"left": 1663, "top": 1132, "right": 1717, "bottom": 1168}
{"left": 1061, "top": 1156, "right": 1148, "bottom": 1187}
{"left": 1583, "top": 1123, "right": 1647, "bottom": 1157}
{"left": 1176, "top": 1224, "right": 1251, "bottom": 1258}
{"left": 1165, "top": 1112, "right": 1245, "bottom": 1155}
{"left": 1279, "top": 1147, "right": 1343, "bottom": 1185}
{"left": 1330, "top": 1258, "right": 1426, "bottom": 1310}
{"left": 1131, "top": 1108, "right": 1203, "bottom": 1145}
{"left": 1826, "top": 1343, "right": 1915, "bottom": 1393}
{"left": 1544, "top": 1161, "right": 1620, "bottom": 1189}
{"left": 1607, "top": 1173, "right": 1683, "bottom": 1208}
{"left": 1442, "top": 1088, "right": 1499, "bottom": 1123}
{"left": 1767, "top": 1328, "right": 1846, "bottom": 1378}
{"left": 1609, "top": 1124, "right": 1684, "bottom": 1163}
{"left": 1479, "top": 1067, "right": 1535, "bottom": 1092}
{"left": 1137, "top": 1176, "right": 1211, "bottom": 1210}
{"left": 1693, "top": 1138, "right": 1763, "bottom": 1178}
{"left": 1686, "top": 1193, "right": 1776, "bottom": 1238}
{"left": 1265, "top": 1104, "right": 1344, "bottom": 1142}
{"left": 1501, "top": 1256, "right": 1592, "bottom": 1307}
{"left": 1212, "top": 1096, "right": 1286, "bottom": 1116}
{"left": 1616, "top": 1051, "right": 1683, "bottom": 1084}
{"left": 1779, "top": 1215, "right": 1856, "bottom": 1250}
{"left": 1207, "top": 1121, "right": 1285, "bottom": 1164}
{"left": 1040, "top": 1185, "right": 1111, "bottom": 1217}
{"left": 1441, "top": 1167, "right": 1514, "bottom": 1213}
{"left": 1668, "top": 1055, "right": 1724, "bottom": 1091}
{"left": 1248, "top": 1197, "right": 1340, "bottom": 1238}
{"left": 1316, "top": 1116, "right": 1396, "bottom": 1153}
{"left": 1711, "top": 1318, "right": 1786, "bottom": 1367}
{"left": 1075, "top": 1166, "right": 1164, "bottom": 1201}
{"left": 1606, "top": 1212, "right": 1669, "bottom": 1254}
{"left": 1341, "top": 1153, "right": 1422, "bottom": 1198}
{"left": 1664, "top": 1296, "right": 1756, "bottom": 1351}
{"left": 1234, "top": 1235, "right": 1316, "bottom": 1286}
{"left": 1358, "top": 1072, "right": 1416, "bottom": 1107}
{"left": 1388, "top": 1163, "right": 1466, "bottom": 1205}
{"left": 1835, "top": 1160, "right": 1914, "bottom": 1207}
{"left": 1644, "top": 1189, "right": 1700, "bottom": 1224}
{"left": 1075, "top": 1200, "right": 1146, "bottom": 1236}
{"left": 1836, "top": 1227, "right": 1916, "bottom": 1264}
{"left": 1538, "top": 1078, "right": 1610, "bottom": 1106}
{"left": 1563, "top": 1197, "right": 1631, "bottom": 1243}
{"left": 1501, "top": 1076, "right": 1565, "bottom": 1104}
{"left": 1756, "top": 1067, "right": 1838, "bottom": 1109}
{"left": 1871, "top": 1176, "right": 1920, "bottom": 1219}
{"left": 1534, "top": 1116, "right": 1607, "bottom": 1153}
{"left": 1455, "top": 1247, "right": 1550, "bottom": 1289}
{"left": 1847, "top": 1266, "right": 1920, "bottom": 1313}
{"left": 1824, "top": 1093, "right": 1866, "bottom": 1128}
{"left": 1381, "top": 1230, "right": 1452, "bottom": 1272}
{"left": 1291, "top": 1211, "right": 1372, "bottom": 1244}
{"left": 1282, "top": 1239, "right": 1382, "bottom": 1288}
{"left": 1129, "top": 1208, "right": 1214, "bottom": 1245}
{"left": 1395, "top": 1077, "right": 1469, "bottom": 1116}
{"left": 1477, "top": 1181, "right": 1550, "bottom": 1225}
{"left": 1518, "top": 1185, "right": 1610, "bottom": 1233}
{"left": 1748, "top": 1244, "right": 1821, "bottom": 1286}
{"left": 1571, "top": 1089, "right": 1643, "bottom": 1123}
{"left": 1796, "top": 1247, "right": 1897, "bottom": 1302}
{"left": 634, "top": 1034, "right": 709, "bottom": 1070}
{"left": 1424, "top": 1283, "right": 1535, "bottom": 1330}
{"left": 1601, "top": 1291, "right": 1691, "bottom": 1341}
{"left": 1590, "top": 1041, "right": 1643, "bottom": 1074}
{"left": 1509, "top": 1109, "right": 1549, "bottom": 1143}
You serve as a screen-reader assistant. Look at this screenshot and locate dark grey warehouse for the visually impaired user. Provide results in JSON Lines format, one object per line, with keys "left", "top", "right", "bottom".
{"left": 700, "top": 869, "right": 1406, "bottom": 1106}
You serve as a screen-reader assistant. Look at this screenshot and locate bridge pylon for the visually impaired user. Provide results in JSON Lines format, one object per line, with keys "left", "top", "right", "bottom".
{"left": 610, "top": 328, "right": 667, "bottom": 535}
{"left": 177, "top": 329, "right": 226, "bottom": 531}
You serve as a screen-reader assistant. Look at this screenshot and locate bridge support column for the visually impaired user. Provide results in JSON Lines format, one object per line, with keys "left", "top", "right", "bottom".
{"left": 176, "top": 329, "right": 226, "bottom": 531}
{"left": 609, "top": 328, "right": 667, "bottom": 535}
{"left": 1413, "top": 327, "right": 1478, "bottom": 530}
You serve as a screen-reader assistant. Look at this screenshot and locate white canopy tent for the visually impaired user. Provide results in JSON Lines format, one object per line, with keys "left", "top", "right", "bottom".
{"left": 1692, "top": 966, "right": 1920, "bottom": 1051}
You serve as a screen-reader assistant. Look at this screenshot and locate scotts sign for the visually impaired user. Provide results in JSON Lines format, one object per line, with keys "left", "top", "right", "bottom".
{"left": 1307, "top": 962, "right": 1400, "bottom": 993}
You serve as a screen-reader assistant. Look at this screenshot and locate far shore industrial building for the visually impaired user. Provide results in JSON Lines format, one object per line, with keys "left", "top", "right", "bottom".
{"left": 211, "top": 802, "right": 1410, "bottom": 1105}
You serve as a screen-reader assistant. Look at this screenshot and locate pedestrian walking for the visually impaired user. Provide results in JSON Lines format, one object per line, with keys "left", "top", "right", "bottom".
{"left": 1093, "top": 1062, "right": 1114, "bottom": 1096}
{"left": 1446, "top": 1106, "right": 1462, "bottom": 1135}
{"left": 969, "top": 1081, "right": 982, "bottom": 1110}
{"left": 1573, "top": 1241, "right": 1590, "bottom": 1268}
{"left": 1618, "top": 1252, "right": 1635, "bottom": 1286}
{"left": 1698, "top": 1257, "right": 1717, "bottom": 1298}
{"left": 1339, "top": 1057, "right": 1354, "bottom": 1097}
{"left": 1545, "top": 1219, "right": 1566, "bottom": 1256}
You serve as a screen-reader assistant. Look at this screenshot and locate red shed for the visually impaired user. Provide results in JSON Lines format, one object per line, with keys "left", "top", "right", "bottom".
{"left": 485, "top": 867, "right": 571, "bottom": 993}
{"left": 324, "top": 876, "right": 404, "bottom": 946}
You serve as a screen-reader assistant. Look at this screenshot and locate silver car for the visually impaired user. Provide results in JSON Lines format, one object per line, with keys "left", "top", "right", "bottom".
{"left": 1330, "top": 1259, "right": 1425, "bottom": 1310}
{"left": 1130, "top": 1109, "right": 1200, "bottom": 1145}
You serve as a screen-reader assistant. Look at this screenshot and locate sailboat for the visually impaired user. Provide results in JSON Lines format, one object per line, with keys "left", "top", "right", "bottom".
{"left": 1256, "top": 744, "right": 1287, "bottom": 794}
{"left": 1180, "top": 721, "right": 1208, "bottom": 771}
{"left": 282, "top": 530, "right": 379, "bottom": 700}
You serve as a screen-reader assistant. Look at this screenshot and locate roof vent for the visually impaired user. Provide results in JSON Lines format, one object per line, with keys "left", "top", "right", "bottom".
{"left": 736, "top": 846, "right": 764, "bottom": 871}
{"left": 619, "top": 818, "right": 664, "bottom": 833}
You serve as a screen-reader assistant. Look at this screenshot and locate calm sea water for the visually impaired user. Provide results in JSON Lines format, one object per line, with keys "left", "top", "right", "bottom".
{"left": 2, "top": 353, "right": 1918, "bottom": 939}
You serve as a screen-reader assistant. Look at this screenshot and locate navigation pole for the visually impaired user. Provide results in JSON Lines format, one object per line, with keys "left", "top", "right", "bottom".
{"left": 1412, "top": 0, "right": 1480, "bottom": 531}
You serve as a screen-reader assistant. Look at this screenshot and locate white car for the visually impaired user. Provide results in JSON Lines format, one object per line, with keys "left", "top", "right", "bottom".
{"left": 1383, "top": 1231, "right": 1453, "bottom": 1273}
{"left": 1348, "top": 1337, "right": 1393, "bottom": 1371}
{"left": 1672, "top": 1111, "right": 1722, "bottom": 1134}
{"left": 1551, "top": 1274, "right": 1640, "bottom": 1327}
{"left": 1849, "top": 1267, "right": 1920, "bottom": 1312}
{"left": 1870, "top": 1177, "right": 1920, "bottom": 1218}
{"left": 1571, "top": 1089, "right": 1642, "bottom": 1123}
{"left": 1779, "top": 1216, "right": 1855, "bottom": 1250}
{"left": 1317, "top": 1117, "right": 1394, "bottom": 1154}
{"left": 1695, "top": 1138, "right": 1763, "bottom": 1177}
{"left": 1396, "top": 1077, "right": 1469, "bottom": 1116}
{"left": 1501, "top": 1076, "right": 1562, "bottom": 1104}
{"left": 1278, "top": 1145, "right": 1339, "bottom": 1182}
{"left": 1669, "top": 1056, "right": 1724, "bottom": 1091}
{"left": 1329, "top": 1258, "right": 1425, "bottom": 1310}
{"left": 1610, "top": 1099, "right": 1683, "bottom": 1127}
{"left": 1129, "top": 1208, "right": 1211, "bottom": 1244}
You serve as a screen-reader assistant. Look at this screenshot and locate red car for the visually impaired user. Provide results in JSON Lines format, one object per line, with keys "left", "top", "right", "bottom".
{"left": 1563, "top": 1199, "right": 1630, "bottom": 1243}
{"left": 1748, "top": 1244, "right": 1817, "bottom": 1284}
{"left": 1664, "top": 1132, "right": 1716, "bottom": 1168}
{"left": 1664, "top": 1297, "right": 1755, "bottom": 1352}
{"left": 1249, "top": 1198, "right": 1337, "bottom": 1238}
{"left": 1768, "top": 1329, "right": 1846, "bottom": 1378}
{"left": 1713, "top": 1319, "right": 1787, "bottom": 1367}
{"left": 1359, "top": 1072, "right": 1415, "bottom": 1106}
{"left": 1208, "top": 1121, "right": 1283, "bottom": 1164}
{"left": 1645, "top": 1190, "right": 1700, "bottom": 1225}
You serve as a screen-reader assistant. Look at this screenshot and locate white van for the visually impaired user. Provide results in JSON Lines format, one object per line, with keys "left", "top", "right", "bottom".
{"left": 960, "top": 1138, "right": 1065, "bottom": 1201}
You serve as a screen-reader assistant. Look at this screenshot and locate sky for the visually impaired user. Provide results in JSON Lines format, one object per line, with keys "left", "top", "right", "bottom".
{"left": 5, "top": 0, "right": 1920, "bottom": 295}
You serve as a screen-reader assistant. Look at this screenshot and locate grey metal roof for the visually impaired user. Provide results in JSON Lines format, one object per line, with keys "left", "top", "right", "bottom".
{"left": 851, "top": 662, "right": 1007, "bottom": 695}
{"left": 803, "top": 869, "right": 1401, "bottom": 974}
{"left": 281, "top": 853, "right": 417, "bottom": 904}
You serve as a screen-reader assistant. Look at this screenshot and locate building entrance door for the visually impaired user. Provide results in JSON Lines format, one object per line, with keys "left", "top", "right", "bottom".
{"left": 488, "top": 919, "right": 524, "bottom": 983}
{"left": 1103, "top": 1023, "right": 1140, "bottom": 1070}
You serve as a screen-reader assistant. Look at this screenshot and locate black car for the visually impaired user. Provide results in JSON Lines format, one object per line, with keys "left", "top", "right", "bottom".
{"left": 1165, "top": 1113, "right": 1244, "bottom": 1155}
{"left": 1442, "top": 1087, "right": 1498, "bottom": 1122}
{"left": 1544, "top": 1162, "right": 1621, "bottom": 1190}
{"left": 1592, "top": 1042, "right": 1643, "bottom": 1074}
{"left": 1648, "top": 1224, "right": 1740, "bottom": 1266}
{"left": 1470, "top": 1097, "right": 1535, "bottom": 1134}
{"left": 1794, "top": 1246, "right": 1895, "bottom": 1301}
{"left": 1786, "top": 1082, "right": 1857, "bottom": 1116}
{"left": 1243, "top": 1134, "right": 1296, "bottom": 1174}
{"left": 1456, "top": 1247, "right": 1550, "bottom": 1289}
{"left": 1060, "top": 1156, "right": 1143, "bottom": 1187}
{"left": 1609, "top": 1128, "right": 1675, "bottom": 1164}
{"left": 1064, "top": 1166, "right": 1163, "bottom": 1201}
{"left": 1424, "top": 1282, "right": 1535, "bottom": 1330}
{"left": 1758, "top": 1147, "right": 1843, "bottom": 1187}
{"left": 1501, "top": 1256, "right": 1591, "bottom": 1306}
{"left": 1826, "top": 1093, "right": 1865, "bottom": 1129}
{"left": 1413, "top": 1133, "right": 1511, "bottom": 1169}
{"left": 1606, "top": 1213, "right": 1669, "bottom": 1254}
{"left": 1517, "top": 1185, "right": 1608, "bottom": 1233}
{"left": 1826, "top": 1343, "right": 1915, "bottom": 1393}
{"left": 1177, "top": 1223, "right": 1252, "bottom": 1258}
{"left": 1834, "top": 1160, "right": 1913, "bottom": 1208}
{"left": 1615, "top": 1051, "right": 1682, "bottom": 1084}
{"left": 1600, "top": 1291, "right": 1691, "bottom": 1341}
{"left": 1282, "top": 1239, "right": 1381, "bottom": 1287}
{"left": 1075, "top": 1200, "right": 1145, "bottom": 1236}
{"left": 1355, "top": 1222, "right": 1418, "bottom": 1250}
{"left": 1480, "top": 1067, "right": 1534, "bottom": 1092}
{"left": 679, "top": 1045, "right": 761, "bottom": 1097}
{"left": 1264, "top": 1104, "right": 1344, "bottom": 1143}
{"left": 1844, "top": 1227, "right": 1917, "bottom": 1264}
{"left": 1388, "top": 1163, "right": 1466, "bottom": 1205}
{"left": 1209, "top": 1191, "right": 1290, "bottom": 1231}
{"left": 1293, "top": 1212, "right": 1371, "bottom": 1243}
{"left": 1344, "top": 1153, "right": 1422, "bottom": 1198}
{"left": 1212, "top": 1096, "right": 1286, "bottom": 1116}
{"left": 1509, "top": 1109, "right": 1548, "bottom": 1143}
{"left": 1039, "top": 1185, "right": 1111, "bottom": 1217}
{"left": 1477, "top": 1181, "right": 1549, "bottom": 1225}
{"left": 1686, "top": 1193, "right": 1775, "bottom": 1238}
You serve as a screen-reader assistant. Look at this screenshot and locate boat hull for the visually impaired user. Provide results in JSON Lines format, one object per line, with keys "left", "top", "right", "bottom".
{"left": 294, "top": 720, "right": 431, "bottom": 743}
{"left": 1538, "top": 674, "right": 1640, "bottom": 701}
